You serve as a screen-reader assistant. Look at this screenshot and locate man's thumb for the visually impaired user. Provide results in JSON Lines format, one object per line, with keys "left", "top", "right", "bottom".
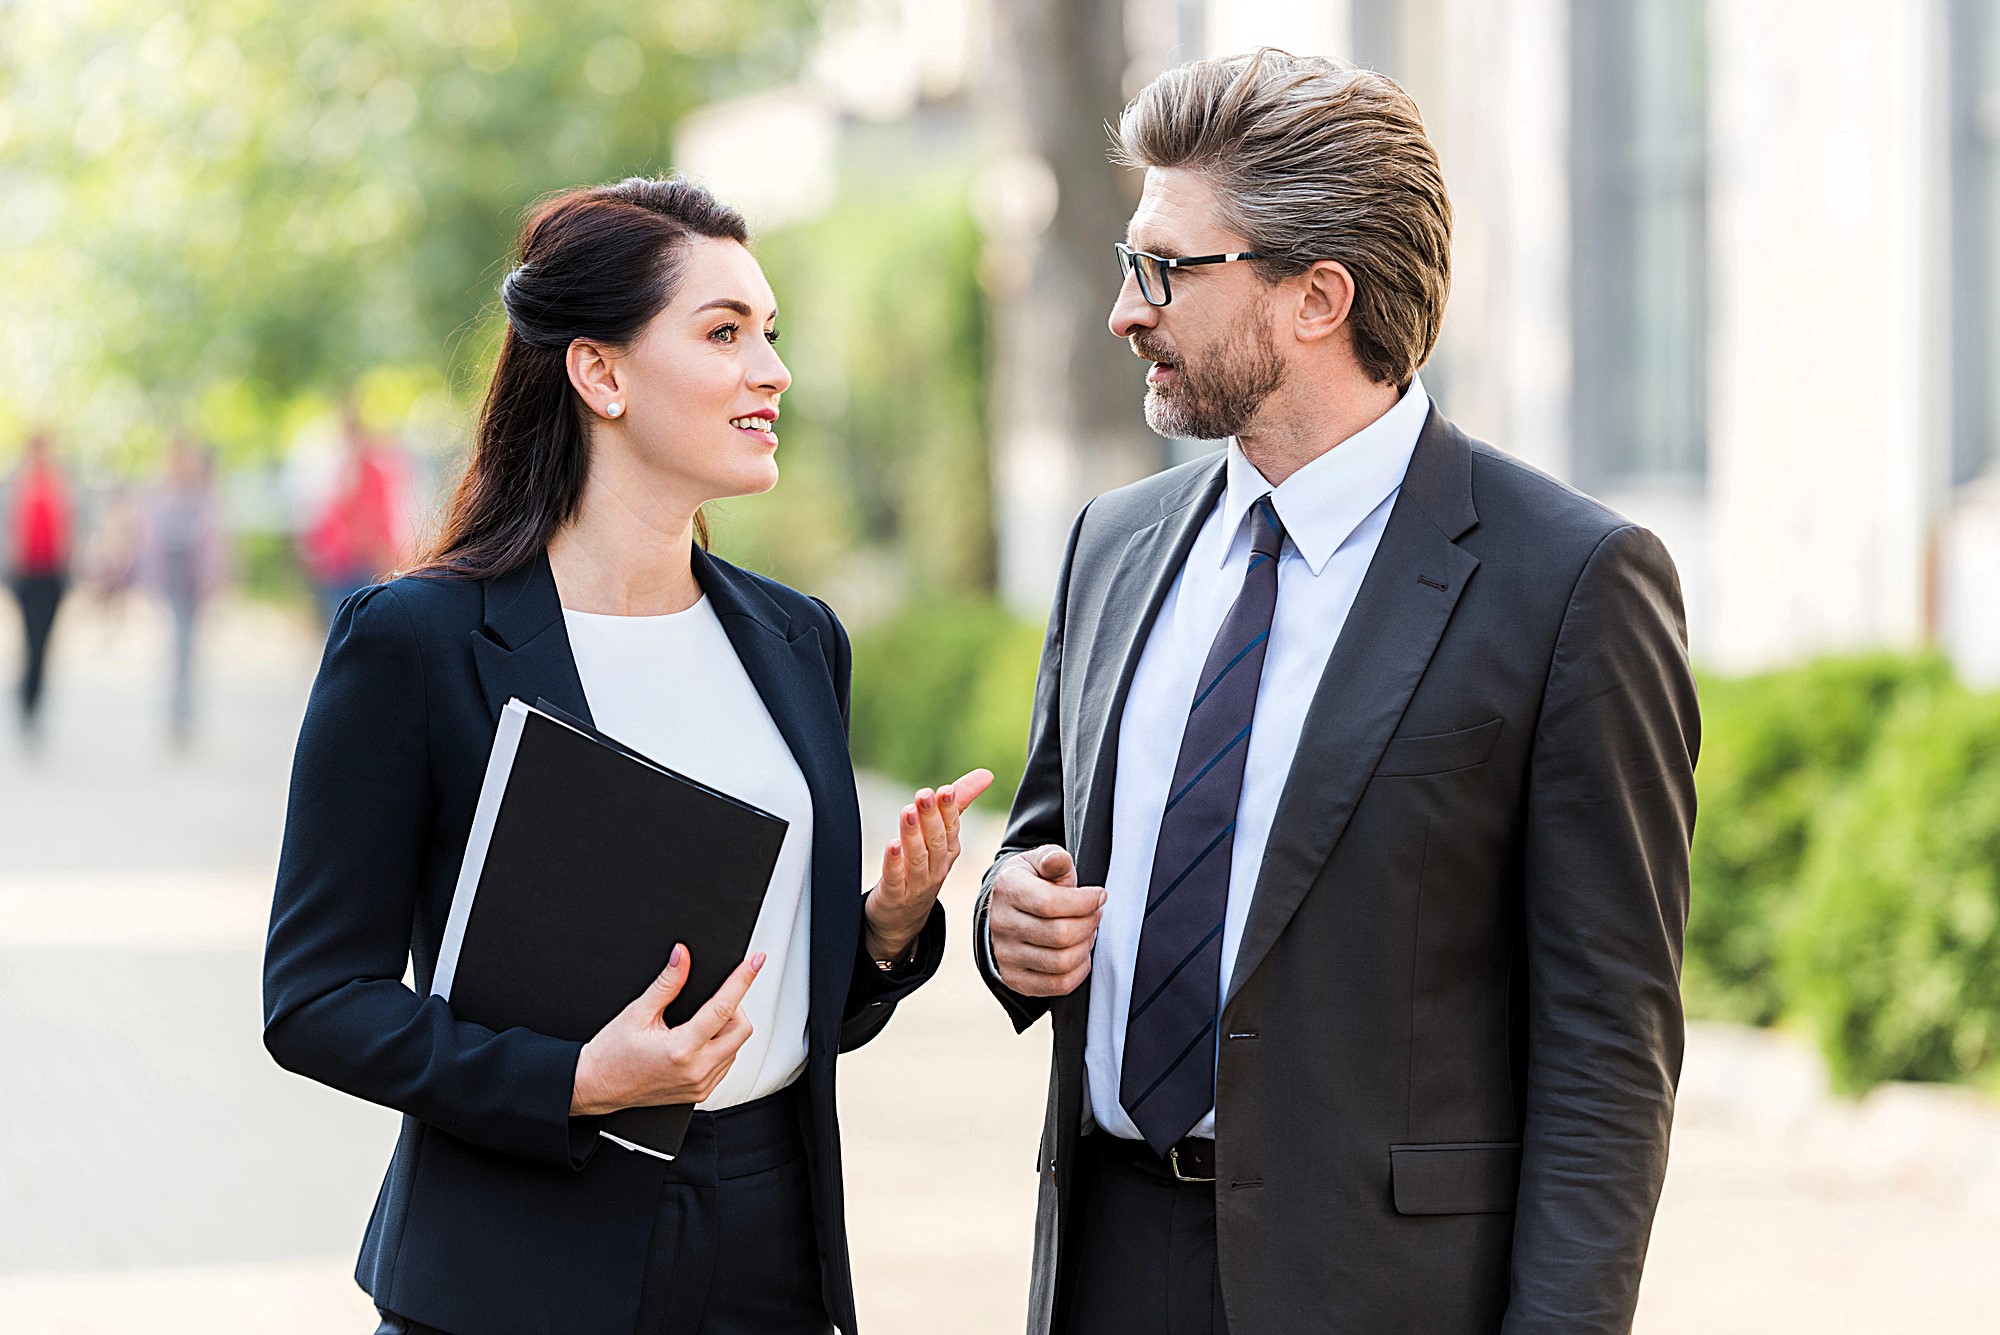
{"left": 1031, "top": 845, "right": 1078, "bottom": 887}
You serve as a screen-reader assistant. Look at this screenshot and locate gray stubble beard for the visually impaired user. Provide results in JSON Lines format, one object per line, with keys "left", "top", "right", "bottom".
{"left": 1140, "top": 303, "right": 1289, "bottom": 442}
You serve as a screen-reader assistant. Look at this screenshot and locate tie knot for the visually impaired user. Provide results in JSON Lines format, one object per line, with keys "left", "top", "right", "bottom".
{"left": 1249, "top": 495, "right": 1286, "bottom": 563}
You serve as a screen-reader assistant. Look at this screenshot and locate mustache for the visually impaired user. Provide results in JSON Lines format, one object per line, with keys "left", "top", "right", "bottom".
{"left": 1130, "top": 333, "right": 1178, "bottom": 366}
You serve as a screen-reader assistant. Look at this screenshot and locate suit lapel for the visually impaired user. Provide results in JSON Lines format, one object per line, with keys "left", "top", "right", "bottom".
{"left": 693, "top": 547, "right": 859, "bottom": 1058}
{"left": 470, "top": 550, "right": 593, "bottom": 727}
{"left": 1071, "top": 459, "right": 1227, "bottom": 882}
{"left": 1225, "top": 410, "right": 1481, "bottom": 1006}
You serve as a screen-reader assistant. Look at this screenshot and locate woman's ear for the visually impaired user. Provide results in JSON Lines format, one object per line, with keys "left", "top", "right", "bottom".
{"left": 1294, "top": 260, "right": 1357, "bottom": 344}
{"left": 565, "top": 339, "right": 625, "bottom": 420}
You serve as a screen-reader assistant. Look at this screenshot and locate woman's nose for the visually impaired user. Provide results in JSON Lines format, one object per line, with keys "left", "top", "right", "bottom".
{"left": 752, "top": 345, "right": 792, "bottom": 395}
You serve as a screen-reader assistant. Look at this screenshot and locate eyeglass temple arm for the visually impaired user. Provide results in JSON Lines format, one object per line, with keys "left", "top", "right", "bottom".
{"left": 1163, "top": 251, "right": 1268, "bottom": 269}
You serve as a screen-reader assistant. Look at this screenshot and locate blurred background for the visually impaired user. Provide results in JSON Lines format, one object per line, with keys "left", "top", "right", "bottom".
{"left": 2, "top": 0, "right": 1998, "bottom": 1330}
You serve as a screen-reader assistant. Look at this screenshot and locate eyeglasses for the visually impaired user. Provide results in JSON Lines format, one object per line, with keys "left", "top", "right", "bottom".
{"left": 1114, "top": 242, "right": 1274, "bottom": 307}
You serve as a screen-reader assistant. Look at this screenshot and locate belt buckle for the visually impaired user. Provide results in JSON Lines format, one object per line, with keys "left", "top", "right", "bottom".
{"left": 1168, "top": 1144, "right": 1214, "bottom": 1183}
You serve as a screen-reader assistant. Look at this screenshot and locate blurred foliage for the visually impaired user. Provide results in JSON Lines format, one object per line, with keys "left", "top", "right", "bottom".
{"left": 0, "top": 0, "right": 817, "bottom": 466}
{"left": 849, "top": 600, "right": 1044, "bottom": 806}
{"left": 1781, "top": 684, "right": 2000, "bottom": 1093}
{"left": 1688, "top": 653, "right": 2000, "bottom": 1094}
{"left": 714, "top": 137, "right": 994, "bottom": 597}
{"left": 1684, "top": 654, "right": 1953, "bottom": 1023}
{"left": 236, "top": 528, "right": 316, "bottom": 608}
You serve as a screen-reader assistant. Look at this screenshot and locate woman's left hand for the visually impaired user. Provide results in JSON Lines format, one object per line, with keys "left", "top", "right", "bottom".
{"left": 864, "top": 768, "right": 995, "bottom": 964}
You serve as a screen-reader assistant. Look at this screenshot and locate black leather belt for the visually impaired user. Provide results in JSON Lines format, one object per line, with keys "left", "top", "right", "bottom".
{"left": 1093, "top": 1133, "right": 1217, "bottom": 1183}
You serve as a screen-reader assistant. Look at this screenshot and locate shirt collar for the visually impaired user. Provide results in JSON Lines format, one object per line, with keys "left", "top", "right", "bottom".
{"left": 1218, "top": 374, "right": 1430, "bottom": 576}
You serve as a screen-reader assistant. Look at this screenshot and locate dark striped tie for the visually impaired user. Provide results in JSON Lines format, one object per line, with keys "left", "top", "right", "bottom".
{"left": 1120, "top": 494, "right": 1286, "bottom": 1155}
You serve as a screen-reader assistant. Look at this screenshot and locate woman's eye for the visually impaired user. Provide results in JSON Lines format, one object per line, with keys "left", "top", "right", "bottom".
{"left": 765, "top": 327, "right": 780, "bottom": 344}
{"left": 710, "top": 323, "right": 738, "bottom": 343}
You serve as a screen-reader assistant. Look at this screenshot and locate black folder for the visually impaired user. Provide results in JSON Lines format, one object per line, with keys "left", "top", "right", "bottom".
{"left": 432, "top": 697, "right": 788, "bottom": 1158}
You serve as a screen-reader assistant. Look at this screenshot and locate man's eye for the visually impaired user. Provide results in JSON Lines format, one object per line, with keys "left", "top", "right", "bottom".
{"left": 710, "top": 323, "right": 738, "bottom": 343}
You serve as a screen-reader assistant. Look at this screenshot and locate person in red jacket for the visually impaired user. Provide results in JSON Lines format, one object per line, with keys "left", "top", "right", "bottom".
{"left": 7, "top": 432, "right": 73, "bottom": 740}
{"left": 300, "top": 412, "right": 408, "bottom": 626}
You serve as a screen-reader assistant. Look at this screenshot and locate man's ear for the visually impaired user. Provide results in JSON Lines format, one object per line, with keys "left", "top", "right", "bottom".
{"left": 1293, "top": 260, "right": 1356, "bottom": 344}
{"left": 565, "top": 339, "right": 623, "bottom": 416}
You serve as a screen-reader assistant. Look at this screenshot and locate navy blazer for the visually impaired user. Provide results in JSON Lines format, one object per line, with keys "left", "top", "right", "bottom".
{"left": 262, "top": 547, "right": 944, "bottom": 1335}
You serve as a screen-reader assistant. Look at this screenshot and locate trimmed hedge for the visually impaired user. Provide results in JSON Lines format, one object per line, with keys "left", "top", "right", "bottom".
{"left": 853, "top": 606, "right": 2000, "bottom": 1095}
{"left": 1780, "top": 683, "right": 2000, "bottom": 1091}
{"left": 1683, "top": 654, "right": 1952, "bottom": 1024}
{"left": 1682, "top": 652, "right": 2000, "bottom": 1093}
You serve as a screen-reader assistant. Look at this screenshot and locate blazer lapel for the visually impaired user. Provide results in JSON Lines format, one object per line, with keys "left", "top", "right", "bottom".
{"left": 1225, "top": 410, "right": 1481, "bottom": 1006}
{"left": 471, "top": 550, "right": 593, "bottom": 727}
{"left": 692, "top": 547, "right": 860, "bottom": 1059}
{"left": 1071, "top": 459, "right": 1227, "bottom": 882}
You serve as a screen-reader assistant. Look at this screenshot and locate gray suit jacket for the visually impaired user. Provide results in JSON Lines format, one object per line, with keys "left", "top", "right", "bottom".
{"left": 974, "top": 408, "right": 1698, "bottom": 1335}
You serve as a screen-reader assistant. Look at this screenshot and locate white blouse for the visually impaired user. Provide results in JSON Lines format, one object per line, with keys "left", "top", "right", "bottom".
{"left": 562, "top": 595, "right": 814, "bottom": 1112}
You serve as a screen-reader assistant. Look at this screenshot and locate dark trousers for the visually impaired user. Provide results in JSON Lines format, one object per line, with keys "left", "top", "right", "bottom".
{"left": 377, "top": 1086, "right": 830, "bottom": 1335}
{"left": 1058, "top": 1134, "right": 1230, "bottom": 1335}
{"left": 10, "top": 573, "right": 65, "bottom": 727}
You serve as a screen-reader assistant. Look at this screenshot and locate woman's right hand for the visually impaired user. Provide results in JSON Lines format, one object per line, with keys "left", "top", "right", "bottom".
{"left": 569, "top": 944, "right": 765, "bottom": 1116}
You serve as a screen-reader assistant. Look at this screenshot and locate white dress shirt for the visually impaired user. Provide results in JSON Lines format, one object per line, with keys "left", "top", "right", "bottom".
{"left": 1084, "top": 377, "right": 1430, "bottom": 1139}
{"left": 562, "top": 596, "right": 814, "bottom": 1112}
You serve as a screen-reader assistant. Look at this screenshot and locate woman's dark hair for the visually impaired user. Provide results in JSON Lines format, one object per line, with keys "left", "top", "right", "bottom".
{"left": 410, "top": 175, "right": 749, "bottom": 579}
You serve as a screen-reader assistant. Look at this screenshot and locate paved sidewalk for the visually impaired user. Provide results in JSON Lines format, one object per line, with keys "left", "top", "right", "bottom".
{"left": 1, "top": 597, "right": 1996, "bottom": 1332}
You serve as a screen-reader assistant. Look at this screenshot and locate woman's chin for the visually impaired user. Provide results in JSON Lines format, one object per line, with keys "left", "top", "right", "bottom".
{"left": 709, "top": 460, "right": 780, "bottom": 501}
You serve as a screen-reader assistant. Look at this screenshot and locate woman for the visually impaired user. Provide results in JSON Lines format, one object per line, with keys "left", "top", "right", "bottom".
{"left": 6, "top": 432, "right": 72, "bottom": 742}
{"left": 262, "top": 176, "right": 989, "bottom": 1335}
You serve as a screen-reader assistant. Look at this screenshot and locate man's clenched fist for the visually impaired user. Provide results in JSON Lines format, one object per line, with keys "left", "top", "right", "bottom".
{"left": 988, "top": 845, "right": 1106, "bottom": 997}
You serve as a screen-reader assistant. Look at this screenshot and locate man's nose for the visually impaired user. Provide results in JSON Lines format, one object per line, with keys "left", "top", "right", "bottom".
{"left": 1108, "top": 272, "right": 1158, "bottom": 340}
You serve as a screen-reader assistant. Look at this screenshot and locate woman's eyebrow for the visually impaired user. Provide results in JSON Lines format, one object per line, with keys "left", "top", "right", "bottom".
{"left": 692, "top": 297, "right": 777, "bottom": 319}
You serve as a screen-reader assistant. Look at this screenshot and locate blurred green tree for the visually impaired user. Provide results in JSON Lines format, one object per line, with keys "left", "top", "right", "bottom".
{"left": 0, "top": 0, "right": 815, "bottom": 465}
{"left": 724, "top": 145, "right": 994, "bottom": 597}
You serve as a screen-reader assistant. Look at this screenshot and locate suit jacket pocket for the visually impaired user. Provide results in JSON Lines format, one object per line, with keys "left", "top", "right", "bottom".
{"left": 1375, "top": 718, "right": 1503, "bottom": 777}
{"left": 1389, "top": 1141, "right": 1522, "bottom": 1215}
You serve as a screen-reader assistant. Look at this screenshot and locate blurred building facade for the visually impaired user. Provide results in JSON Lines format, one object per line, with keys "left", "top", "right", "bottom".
{"left": 1242, "top": 0, "right": 2000, "bottom": 681}
{"left": 1346, "top": 0, "right": 2000, "bottom": 683}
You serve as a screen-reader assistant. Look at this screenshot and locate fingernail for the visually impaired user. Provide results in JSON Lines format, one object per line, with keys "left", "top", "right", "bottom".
{"left": 670, "top": 943, "right": 687, "bottom": 968}
{"left": 751, "top": 951, "right": 767, "bottom": 970}
{"left": 888, "top": 844, "right": 902, "bottom": 858}
{"left": 918, "top": 790, "right": 933, "bottom": 807}
{"left": 905, "top": 809, "right": 918, "bottom": 826}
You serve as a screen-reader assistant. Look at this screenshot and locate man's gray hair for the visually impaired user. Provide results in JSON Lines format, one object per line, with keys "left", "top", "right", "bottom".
{"left": 1114, "top": 49, "right": 1452, "bottom": 387}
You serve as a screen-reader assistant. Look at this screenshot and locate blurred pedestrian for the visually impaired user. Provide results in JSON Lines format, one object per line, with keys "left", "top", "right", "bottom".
{"left": 81, "top": 477, "right": 145, "bottom": 627}
{"left": 300, "top": 409, "right": 408, "bottom": 624}
{"left": 139, "top": 437, "right": 230, "bottom": 744}
{"left": 5, "top": 432, "right": 73, "bottom": 742}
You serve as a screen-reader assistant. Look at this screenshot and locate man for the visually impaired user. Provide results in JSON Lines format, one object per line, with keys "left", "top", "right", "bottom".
{"left": 975, "top": 51, "right": 1697, "bottom": 1335}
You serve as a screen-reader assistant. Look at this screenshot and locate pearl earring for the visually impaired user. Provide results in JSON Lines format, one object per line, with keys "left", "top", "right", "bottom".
{"left": 605, "top": 402, "right": 623, "bottom": 418}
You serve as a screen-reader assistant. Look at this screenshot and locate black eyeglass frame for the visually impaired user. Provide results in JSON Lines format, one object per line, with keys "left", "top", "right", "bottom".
{"left": 1114, "top": 242, "right": 1275, "bottom": 307}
